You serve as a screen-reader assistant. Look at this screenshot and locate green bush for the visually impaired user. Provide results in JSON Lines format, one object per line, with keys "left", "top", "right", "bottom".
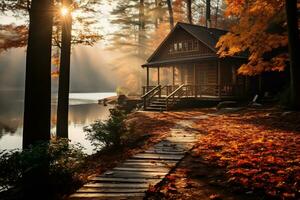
{"left": 84, "top": 108, "right": 127, "bottom": 151}
{"left": 0, "top": 139, "right": 86, "bottom": 195}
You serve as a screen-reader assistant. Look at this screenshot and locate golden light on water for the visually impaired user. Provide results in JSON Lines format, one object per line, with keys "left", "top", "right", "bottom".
{"left": 60, "top": 7, "right": 69, "bottom": 16}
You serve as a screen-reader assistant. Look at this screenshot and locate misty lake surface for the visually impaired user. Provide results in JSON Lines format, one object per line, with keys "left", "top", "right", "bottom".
{"left": 0, "top": 90, "right": 116, "bottom": 154}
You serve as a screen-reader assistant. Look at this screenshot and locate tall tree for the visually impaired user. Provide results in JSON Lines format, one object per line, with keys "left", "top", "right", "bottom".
{"left": 214, "top": 0, "right": 220, "bottom": 27}
{"left": 187, "top": 0, "right": 192, "bottom": 24}
{"left": 23, "top": 0, "right": 53, "bottom": 148}
{"left": 138, "top": 0, "right": 145, "bottom": 56}
{"left": 285, "top": 0, "right": 300, "bottom": 109}
{"left": 56, "top": 0, "right": 72, "bottom": 138}
{"left": 22, "top": 0, "right": 53, "bottom": 198}
{"left": 166, "top": 0, "right": 174, "bottom": 29}
{"left": 205, "top": 0, "right": 211, "bottom": 27}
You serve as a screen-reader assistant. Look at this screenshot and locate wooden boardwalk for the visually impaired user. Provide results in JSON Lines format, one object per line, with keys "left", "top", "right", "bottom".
{"left": 69, "top": 120, "right": 199, "bottom": 200}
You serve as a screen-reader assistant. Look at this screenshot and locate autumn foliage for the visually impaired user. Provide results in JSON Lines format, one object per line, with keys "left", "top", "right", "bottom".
{"left": 193, "top": 109, "right": 300, "bottom": 199}
{"left": 0, "top": 24, "right": 27, "bottom": 52}
{"left": 216, "top": 0, "right": 289, "bottom": 75}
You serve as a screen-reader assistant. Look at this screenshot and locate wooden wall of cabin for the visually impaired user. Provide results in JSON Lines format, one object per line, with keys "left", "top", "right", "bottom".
{"left": 195, "top": 61, "right": 217, "bottom": 85}
{"left": 171, "top": 62, "right": 218, "bottom": 86}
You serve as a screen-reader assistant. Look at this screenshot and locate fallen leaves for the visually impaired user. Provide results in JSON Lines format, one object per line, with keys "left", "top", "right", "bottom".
{"left": 193, "top": 108, "right": 300, "bottom": 199}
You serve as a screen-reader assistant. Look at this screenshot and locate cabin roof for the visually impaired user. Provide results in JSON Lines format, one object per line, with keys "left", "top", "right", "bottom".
{"left": 142, "top": 55, "right": 247, "bottom": 67}
{"left": 177, "top": 22, "right": 228, "bottom": 52}
{"left": 146, "top": 22, "right": 229, "bottom": 63}
{"left": 142, "top": 55, "right": 218, "bottom": 67}
{"left": 144, "top": 22, "right": 247, "bottom": 67}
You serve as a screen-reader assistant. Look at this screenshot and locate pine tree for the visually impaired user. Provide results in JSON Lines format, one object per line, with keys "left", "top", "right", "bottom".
{"left": 166, "top": 0, "right": 174, "bottom": 29}
{"left": 56, "top": 0, "right": 72, "bottom": 138}
{"left": 23, "top": 0, "right": 53, "bottom": 148}
{"left": 285, "top": 0, "right": 300, "bottom": 110}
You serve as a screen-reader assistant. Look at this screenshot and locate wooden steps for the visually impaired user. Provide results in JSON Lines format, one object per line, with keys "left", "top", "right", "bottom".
{"left": 145, "top": 97, "right": 168, "bottom": 111}
{"left": 69, "top": 120, "right": 199, "bottom": 200}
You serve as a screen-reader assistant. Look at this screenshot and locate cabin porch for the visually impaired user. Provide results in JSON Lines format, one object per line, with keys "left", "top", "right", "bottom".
{"left": 141, "top": 60, "right": 245, "bottom": 111}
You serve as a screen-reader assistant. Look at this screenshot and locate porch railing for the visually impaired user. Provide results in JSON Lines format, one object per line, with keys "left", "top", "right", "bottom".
{"left": 142, "top": 85, "right": 179, "bottom": 97}
{"left": 143, "top": 84, "right": 244, "bottom": 98}
{"left": 166, "top": 84, "right": 185, "bottom": 110}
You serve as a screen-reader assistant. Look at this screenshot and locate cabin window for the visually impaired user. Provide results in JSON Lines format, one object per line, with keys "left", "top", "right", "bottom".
{"left": 169, "top": 44, "right": 173, "bottom": 53}
{"left": 188, "top": 41, "right": 193, "bottom": 51}
{"left": 178, "top": 42, "right": 183, "bottom": 51}
{"left": 174, "top": 43, "right": 178, "bottom": 51}
{"left": 193, "top": 41, "right": 199, "bottom": 50}
{"left": 183, "top": 41, "right": 188, "bottom": 51}
{"left": 169, "top": 40, "right": 201, "bottom": 54}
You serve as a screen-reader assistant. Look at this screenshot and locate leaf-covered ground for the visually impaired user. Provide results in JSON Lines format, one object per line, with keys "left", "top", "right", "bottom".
{"left": 192, "top": 108, "right": 300, "bottom": 199}
{"left": 146, "top": 107, "right": 300, "bottom": 200}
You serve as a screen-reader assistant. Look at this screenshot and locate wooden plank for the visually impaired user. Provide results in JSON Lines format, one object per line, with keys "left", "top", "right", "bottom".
{"left": 125, "top": 159, "right": 177, "bottom": 164}
{"left": 165, "top": 136, "right": 197, "bottom": 139}
{"left": 69, "top": 193, "right": 145, "bottom": 198}
{"left": 90, "top": 177, "right": 160, "bottom": 183}
{"left": 132, "top": 153, "right": 184, "bottom": 160}
{"left": 143, "top": 150, "right": 185, "bottom": 155}
{"left": 148, "top": 148, "right": 185, "bottom": 153}
{"left": 118, "top": 162, "right": 176, "bottom": 168}
{"left": 102, "top": 171, "right": 167, "bottom": 178}
{"left": 77, "top": 188, "right": 146, "bottom": 193}
{"left": 84, "top": 183, "right": 150, "bottom": 189}
{"left": 120, "top": 162, "right": 175, "bottom": 168}
{"left": 169, "top": 134, "right": 197, "bottom": 138}
{"left": 113, "top": 167, "right": 169, "bottom": 172}
{"left": 123, "top": 160, "right": 177, "bottom": 166}
{"left": 164, "top": 138, "right": 197, "bottom": 142}
{"left": 154, "top": 142, "right": 189, "bottom": 147}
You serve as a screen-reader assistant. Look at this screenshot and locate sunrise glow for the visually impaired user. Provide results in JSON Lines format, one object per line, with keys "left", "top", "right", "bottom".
{"left": 60, "top": 7, "right": 69, "bottom": 16}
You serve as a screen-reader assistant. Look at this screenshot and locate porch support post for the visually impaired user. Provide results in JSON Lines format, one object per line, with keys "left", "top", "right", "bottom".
{"left": 217, "top": 60, "right": 221, "bottom": 97}
{"left": 157, "top": 66, "right": 160, "bottom": 85}
{"left": 172, "top": 66, "right": 175, "bottom": 86}
{"left": 158, "top": 66, "right": 161, "bottom": 97}
{"left": 194, "top": 64, "right": 197, "bottom": 97}
{"left": 146, "top": 67, "right": 149, "bottom": 92}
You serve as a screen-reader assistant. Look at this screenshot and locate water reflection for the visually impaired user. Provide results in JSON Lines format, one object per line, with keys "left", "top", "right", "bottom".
{"left": 0, "top": 90, "right": 115, "bottom": 154}
{"left": 51, "top": 103, "right": 113, "bottom": 154}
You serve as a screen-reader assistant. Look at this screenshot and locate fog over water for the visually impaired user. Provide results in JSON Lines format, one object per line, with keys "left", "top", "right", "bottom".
{"left": 0, "top": 42, "right": 144, "bottom": 154}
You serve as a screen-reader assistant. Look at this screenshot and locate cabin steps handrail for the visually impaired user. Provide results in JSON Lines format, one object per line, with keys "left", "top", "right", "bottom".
{"left": 142, "top": 85, "right": 162, "bottom": 110}
{"left": 166, "top": 84, "right": 185, "bottom": 110}
{"left": 141, "top": 85, "right": 160, "bottom": 99}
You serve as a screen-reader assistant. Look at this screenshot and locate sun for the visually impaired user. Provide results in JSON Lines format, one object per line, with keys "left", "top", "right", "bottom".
{"left": 61, "top": 7, "right": 69, "bottom": 16}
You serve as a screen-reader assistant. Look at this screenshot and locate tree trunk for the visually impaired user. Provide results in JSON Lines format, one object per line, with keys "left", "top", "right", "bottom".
{"left": 138, "top": 0, "right": 145, "bottom": 56}
{"left": 155, "top": 0, "right": 159, "bottom": 27}
{"left": 187, "top": 0, "right": 192, "bottom": 24}
{"left": 23, "top": 0, "right": 53, "bottom": 148}
{"left": 215, "top": 0, "right": 220, "bottom": 27}
{"left": 285, "top": 0, "right": 300, "bottom": 110}
{"left": 56, "top": 0, "right": 72, "bottom": 138}
{"left": 206, "top": 0, "right": 211, "bottom": 28}
{"left": 166, "top": 0, "right": 174, "bottom": 29}
{"left": 22, "top": 0, "right": 53, "bottom": 198}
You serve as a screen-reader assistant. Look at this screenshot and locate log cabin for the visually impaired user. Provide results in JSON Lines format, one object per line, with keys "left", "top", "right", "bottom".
{"left": 141, "top": 22, "right": 249, "bottom": 111}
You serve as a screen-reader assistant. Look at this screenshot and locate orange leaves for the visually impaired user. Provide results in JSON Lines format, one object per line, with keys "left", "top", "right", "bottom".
{"left": 193, "top": 109, "right": 300, "bottom": 199}
{"left": 0, "top": 24, "right": 28, "bottom": 52}
{"left": 217, "top": 0, "right": 288, "bottom": 75}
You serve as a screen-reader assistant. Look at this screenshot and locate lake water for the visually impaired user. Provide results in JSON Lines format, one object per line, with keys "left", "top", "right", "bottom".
{"left": 0, "top": 90, "right": 116, "bottom": 154}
